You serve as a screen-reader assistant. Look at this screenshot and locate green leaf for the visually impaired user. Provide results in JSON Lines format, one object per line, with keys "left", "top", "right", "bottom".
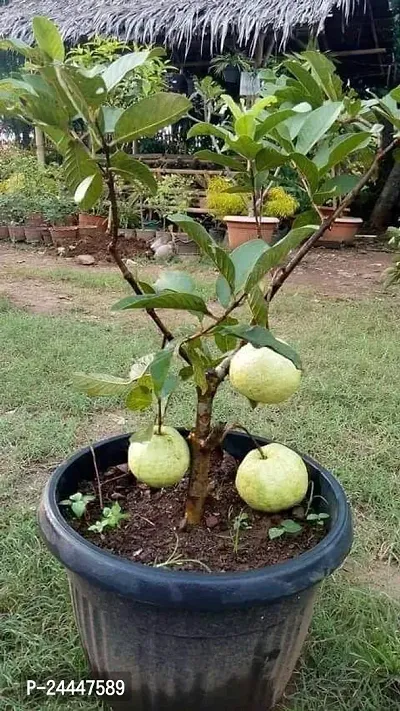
{"left": 185, "top": 341, "right": 208, "bottom": 394}
{"left": 125, "top": 380, "right": 153, "bottom": 411}
{"left": 74, "top": 174, "right": 103, "bottom": 211}
{"left": 290, "top": 153, "right": 319, "bottom": 194}
{"left": 71, "top": 501, "right": 86, "bottom": 518}
{"left": 154, "top": 270, "right": 196, "bottom": 294}
{"left": 55, "top": 66, "right": 106, "bottom": 127}
{"left": 245, "top": 226, "right": 317, "bottom": 293}
{"left": 235, "top": 114, "right": 256, "bottom": 138}
{"left": 187, "top": 122, "right": 232, "bottom": 142}
{"left": 72, "top": 372, "right": 132, "bottom": 397}
{"left": 130, "top": 421, "right": 155, "bottom": 443}
{"left": 293, "top": 210, "right": 321, "bottom": 229}
{"left": 390, "top": 85, "right": 400, "bottom": 102}
{"left": 296, "top": 102, "right": 343, "bottom": 155}
{"left": 64, "top": 141, "right": 102, "bottom": 194}
{"left": 254, "top": 109, "right": 294, "bottom": 140}
{"left": 248, "top": 285, "right": 269, "bottom": 326}
{"left": 149, "top": 346, "right": 175, "bottom": 396}
{"left": 281, "top": 519, "right": 303, "bottom": 534}
{"left": 100, "top": 106, "right": 124, "bottom": 133}
{"left": 42, "top": 126, "right": 69, "bottom": 156}
{"left": 215, "top": 239, "right": 269, "bottom": 306}
{"left": 221, "top": 94, "right": 243, "bottom": 119}
{"left": 32, "top": 16, "right": 65, "bottom": 61}
{"left": 169, "top": 215, "right": 235, "bottom": 290}
{"left": 269, "top": 527, "right": 284, "bottom": 540}
{"left": 110, "top": 151, "right": 157, "bottom": 194}
{"left": 227, "top": 135, "right": 261, "bottom": 160}
{"left": 314, "top": 174, "right": 359, "bottom": 203}
{"left": 129, "top": 354, "right": 154, "bottom": 380}
{"left": 323, "top": 132, "right": 371, "bottom": 173}
{"left": 0, "top": 38, "right": 36, "bottom": 59}
{"left": 194, "top": 150, "right": 244, "bottom": 171}
{"left": 112, "top": 292, "right": 210, "bottom": 315}
{"left": 255, "top": 146, "right": 288, "bottom": 171}
{"left": 114, "top": 93, "right": 191, "bottom": 144}
{"left": 301, "top": 51, "right": 340, "bottom": 101}
{"left": 283, "top": 60, "right": 324, "bottom": 105}
{"left": 219, "top": 325, "right": 301, "bottom": 369}
{"left": 214, "top": 329, "right": 237, "bottom": 354}
{"left": 102, "top": 51, "right": 152, "bottom": 92}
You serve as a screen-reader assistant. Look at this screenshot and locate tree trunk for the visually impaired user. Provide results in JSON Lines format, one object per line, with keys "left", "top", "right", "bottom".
{"left": 35, "top": 127, "right": 45, "bottom": 165}
{"left": 185, "top": 386, "right": 217, "bottom": 525}
{"left": 369, "top": 162, "right": 400, "bottom": 233}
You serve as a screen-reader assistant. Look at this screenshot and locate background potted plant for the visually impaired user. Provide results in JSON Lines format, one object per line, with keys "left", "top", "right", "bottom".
{"left": 210, "top": 51, "right": 254, "bottom": 87}
{"left": 151, "top": 174, "right": 198, "bottom": 254}
{"left": 42, "top": 196, "right": 78, "bottom": 248}
{"left": 4, "top": 18, "right": 400, "bottom": 711}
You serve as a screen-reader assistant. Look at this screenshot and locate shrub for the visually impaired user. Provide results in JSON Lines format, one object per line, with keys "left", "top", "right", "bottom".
{"left": 263, "top": 187, "right": 299, "bottom": 219}
{"left": 206, "top": 176, "right": 248, "bottom": 219}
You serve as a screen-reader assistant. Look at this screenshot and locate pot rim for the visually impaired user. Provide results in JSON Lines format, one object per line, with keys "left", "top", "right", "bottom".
{"left": 224, "top": 216, "right": 280, "bottom": 224}
{"left": 39, "top": 431, "right": 352, "bottom": 609}
{"left": 330, "top": 217, "right": 363, "bottom": 224}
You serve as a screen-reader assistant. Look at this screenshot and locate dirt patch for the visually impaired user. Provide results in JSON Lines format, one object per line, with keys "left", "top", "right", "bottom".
{"left": 66, "top": 450, "right": 325, "bottom": 573}
{"left": 72, "top": 232, "right": 149, "bottom": 261}
{"left": 350, "top": 560, "right": 400, "bottom": 601}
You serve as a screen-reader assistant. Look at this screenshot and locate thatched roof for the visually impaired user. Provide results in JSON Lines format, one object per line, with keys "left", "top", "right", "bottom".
{"left": 0, "top": 0, "right": 357, "bottom": 52}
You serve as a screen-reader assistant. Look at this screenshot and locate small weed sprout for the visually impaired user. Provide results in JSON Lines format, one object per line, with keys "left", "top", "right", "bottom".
{"left": 88, "top": 502, "right": 129, "bottom": 534}
{"left": 306, "top": 512, "right": 330, "bottom": 527}
{"left": 269, "top": 519, "right": 302, "bottom": 541}
{"left": 60, "top": 492, "right": 95, "bottom": 519}
{"left": 230, "top": 508, "right": 252, "bottom": 554}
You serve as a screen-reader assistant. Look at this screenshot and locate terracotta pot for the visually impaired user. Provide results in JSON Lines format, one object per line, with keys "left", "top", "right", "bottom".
{"left": 41, "top": 228, "right": 53, "bottom": 246}
{"left": 50, "top": 226, "right": 79, "bottom": 248}
{"left": 318, "top": 217, "right": 363, "bottom": 246}
{"left": 320, "top": 206, "right": 350, "bottom": 218}
{"left": 174, "top": 234, "right": 200, "bottom": 256}
{"left": 79, "top": 213, "right": 107, "bottom": 233}
{"left": 225, "top": 216, "right": 279, "bottom": 248}
{"left": 136, "top": 229, "right": 156, "bottom": 244}
{"left": 8, "top": 225, "right": 25, "bottom": 243}
{"left": 24, "top": 226, "right": 43, "bottom": 245}
{"left": 0, "top": 225, "right": 9, "bottom": 240}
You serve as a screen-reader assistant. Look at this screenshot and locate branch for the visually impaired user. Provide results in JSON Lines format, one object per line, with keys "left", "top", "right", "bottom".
{"left": 101, "top": 137, "right": 191, "bottom": 363}
{"left": 266, "top": 138, "right": 400, "bottom": 302}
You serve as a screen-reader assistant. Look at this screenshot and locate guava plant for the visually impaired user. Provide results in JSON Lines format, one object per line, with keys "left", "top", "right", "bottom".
{"left": 2, "top": 17, "right": 400, "bottom": 528}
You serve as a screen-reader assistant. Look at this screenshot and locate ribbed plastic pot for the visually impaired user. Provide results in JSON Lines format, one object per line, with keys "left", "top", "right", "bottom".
{"left": 38, "top": 431, "right": 352, "bottom": 711}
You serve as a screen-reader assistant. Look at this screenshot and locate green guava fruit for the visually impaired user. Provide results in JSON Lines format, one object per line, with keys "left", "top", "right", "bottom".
{"left": 229, "top": 343, "right": 301, "bottom": 404}
{"left": 128, "top": 426, "right": 190, "bottom": 488}
{"left": 235, "top": 442, "right": 308, "bottom": 512}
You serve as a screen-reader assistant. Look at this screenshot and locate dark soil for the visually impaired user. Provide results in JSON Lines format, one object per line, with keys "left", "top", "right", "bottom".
{"left": 73, "top": 231, "right": 150, "bottom": 261}
{"left": 68, "top": 451, "right": 326, "bottom": 573}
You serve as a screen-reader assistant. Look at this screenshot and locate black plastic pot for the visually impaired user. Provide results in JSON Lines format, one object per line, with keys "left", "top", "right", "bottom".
{"left": 39, "top": 431, "right": 352, "bottom": 711}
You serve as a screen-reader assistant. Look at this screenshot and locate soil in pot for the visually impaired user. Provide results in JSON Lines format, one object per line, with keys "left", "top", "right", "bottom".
{"left": 67, "top": 451, "right": 325, "bottom": 573}
{"left": 225, "top": 216, "right": 279, "bottom": 248}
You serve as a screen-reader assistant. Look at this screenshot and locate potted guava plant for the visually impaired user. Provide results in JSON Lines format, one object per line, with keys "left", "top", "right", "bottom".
{"left": 3, "top": 18, "right": 400, "bottom": 711}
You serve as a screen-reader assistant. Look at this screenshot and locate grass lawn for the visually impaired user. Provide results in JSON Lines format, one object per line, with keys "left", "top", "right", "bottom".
{"left": 1, "top": 265, "right": 399, "bottom": 710}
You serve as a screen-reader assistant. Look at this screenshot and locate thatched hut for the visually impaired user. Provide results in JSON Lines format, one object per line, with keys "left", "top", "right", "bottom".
{"left": 0, "top": 0, "right": 394, "bottom": 83}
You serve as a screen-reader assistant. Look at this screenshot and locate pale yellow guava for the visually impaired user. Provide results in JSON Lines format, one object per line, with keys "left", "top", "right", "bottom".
{"left": 235, "top": 443, "right": 308, "bottom": 512}
{"left": 229, "top": 343, "right": 301, "bottom": 404}
{"left": 128, "top": 426, "right": 190, "bottom": 488}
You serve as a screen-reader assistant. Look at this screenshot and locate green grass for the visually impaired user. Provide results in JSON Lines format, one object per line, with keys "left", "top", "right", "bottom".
{"left": 1, "top": 282, "right": 399, "bottom": 710}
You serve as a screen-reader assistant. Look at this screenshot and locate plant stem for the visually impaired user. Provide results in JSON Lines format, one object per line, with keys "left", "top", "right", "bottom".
{"left": 249, "top": 163, "right": 262, "bottom": 238}
{"left": 157, "top": 397, "right": 162, "bottom": 435}
{"left": 90, "top": 445, "right": 103, "bottom": 510}
{"left": 222, "top": 423, "right": 266, "bottom": 459}
{"left": 184, "top": 378, "right": 219, "bottom": 526}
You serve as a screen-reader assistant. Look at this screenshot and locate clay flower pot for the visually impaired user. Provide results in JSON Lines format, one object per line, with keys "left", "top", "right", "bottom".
{"left": 79, "top": 213, "right": 108, "bottom": 234}
{"left": 24, "top": 226, "right": 43, "bottom": 245}
{"left": 136, "top": 229, "right": 156, "bottom": 244}
{"left": 318, "top": 217, "right": 363, "bottom": 246}
{"left": 225, "top": 216, "right": 279, "bottom": 248}
{"left": 174, "top": 233, "right": 200, "bottom": 255}
{"left": 8, "top": 225, "right": 25, "bottom": 243}
{"left": 0, "top": 225, "right": 9, "bottom": 240}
